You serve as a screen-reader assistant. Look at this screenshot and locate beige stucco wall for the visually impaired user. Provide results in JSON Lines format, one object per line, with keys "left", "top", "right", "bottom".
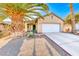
{"left": 37, "top": 14, "right": 64, "bottom": 33}
{"left": 25, "top": 23, "right": 33, "bottom": 32}
{"left": 25, "top": 23, "right": 27, "bottom": 32}
{"left": 27, "top": 24, "right": 33, "bottom": 31}
{"left": 36, "top": 23, "right": 42, "bottom": 33}
{"left": 63, "top": 24, "right": 72, "bottom": 32}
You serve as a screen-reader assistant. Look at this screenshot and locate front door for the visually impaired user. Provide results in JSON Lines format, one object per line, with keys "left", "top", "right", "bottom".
{"left": 33, "top": 25, "right": 36, "bottom": 33}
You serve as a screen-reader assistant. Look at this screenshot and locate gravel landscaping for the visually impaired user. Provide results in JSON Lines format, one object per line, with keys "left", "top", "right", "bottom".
{"left": 18, "top": 35, "right": 60, "bottom": 56}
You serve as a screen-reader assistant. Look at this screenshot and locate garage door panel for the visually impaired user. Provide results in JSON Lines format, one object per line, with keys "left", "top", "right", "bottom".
{"left": 42, "top": 24, "right": 60, "bottom": 32}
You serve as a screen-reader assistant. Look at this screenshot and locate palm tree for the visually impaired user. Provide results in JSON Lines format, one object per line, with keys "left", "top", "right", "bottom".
{"left": 75, "top": 13, "right": 79, "bottom": 23}
{"left": 64, "top": 14, "right": 72, "bottom": 24}
{"left": 0, "top": 3, "right": 49, "bottom": 33}
{"left": 65, "top": 13, "right": 79, "bottom": 24}
{"left": 0, "top": 15, "right": 6, "bottom": 23}
{"left": 69, "top": 3, "right": 76, "bottom": 33}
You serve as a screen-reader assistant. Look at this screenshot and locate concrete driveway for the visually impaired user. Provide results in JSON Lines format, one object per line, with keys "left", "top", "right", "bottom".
{"left": 45, "top": 33, "right": 79, "bottom": 56}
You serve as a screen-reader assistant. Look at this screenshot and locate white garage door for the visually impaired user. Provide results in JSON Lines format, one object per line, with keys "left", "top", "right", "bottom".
{"left": 76, "top": 24, "right": 79, "bottom": 30}
{"left": 42, "top": 24, "right": 60, "bottom": 32}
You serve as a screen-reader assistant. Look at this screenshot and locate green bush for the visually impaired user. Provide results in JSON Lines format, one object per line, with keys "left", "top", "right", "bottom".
{"left": 27, "top": 31, "right": 34, "bottom": 38}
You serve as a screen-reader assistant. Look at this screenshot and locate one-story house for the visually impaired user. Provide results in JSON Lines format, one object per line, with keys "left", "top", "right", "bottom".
{"left": 25, "top": 13, "right": 64, "bottom": 33}
{"left": 0, "top": 23, "right": 5, "bottom": 32}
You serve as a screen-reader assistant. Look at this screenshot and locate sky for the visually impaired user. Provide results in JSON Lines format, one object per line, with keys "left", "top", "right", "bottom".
{"left": 47, "top": 3, "right": 79, "bottom": 20}
{"left": 3, "top": 3, "right": 79, "bottom": 22}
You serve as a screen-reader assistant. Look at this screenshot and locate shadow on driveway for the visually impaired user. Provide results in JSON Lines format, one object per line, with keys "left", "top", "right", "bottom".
{"left": 0, "top": 36, "right": 26, "bottom": 56}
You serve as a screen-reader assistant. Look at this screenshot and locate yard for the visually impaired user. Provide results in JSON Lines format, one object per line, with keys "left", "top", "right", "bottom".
{"left": 0, "top": 31, "right": 79, "bottom": 56}
{"left": 0, "top": 3, "right": 79, "bottom": 56}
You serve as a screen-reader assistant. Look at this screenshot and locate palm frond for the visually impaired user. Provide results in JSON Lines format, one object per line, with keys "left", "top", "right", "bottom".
{"left": 24, "top": 15, "right": 35, "bottom": 21}
{"left": 0, "top": 3, "right": 49, "bottom": 22}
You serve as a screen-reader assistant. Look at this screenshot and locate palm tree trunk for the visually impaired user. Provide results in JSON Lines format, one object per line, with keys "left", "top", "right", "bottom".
{"left": 11, "top": 14, "right": 25, "bottom": 33}
{"left": 70, "top": 3, "right": 76, "bottom": 33}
